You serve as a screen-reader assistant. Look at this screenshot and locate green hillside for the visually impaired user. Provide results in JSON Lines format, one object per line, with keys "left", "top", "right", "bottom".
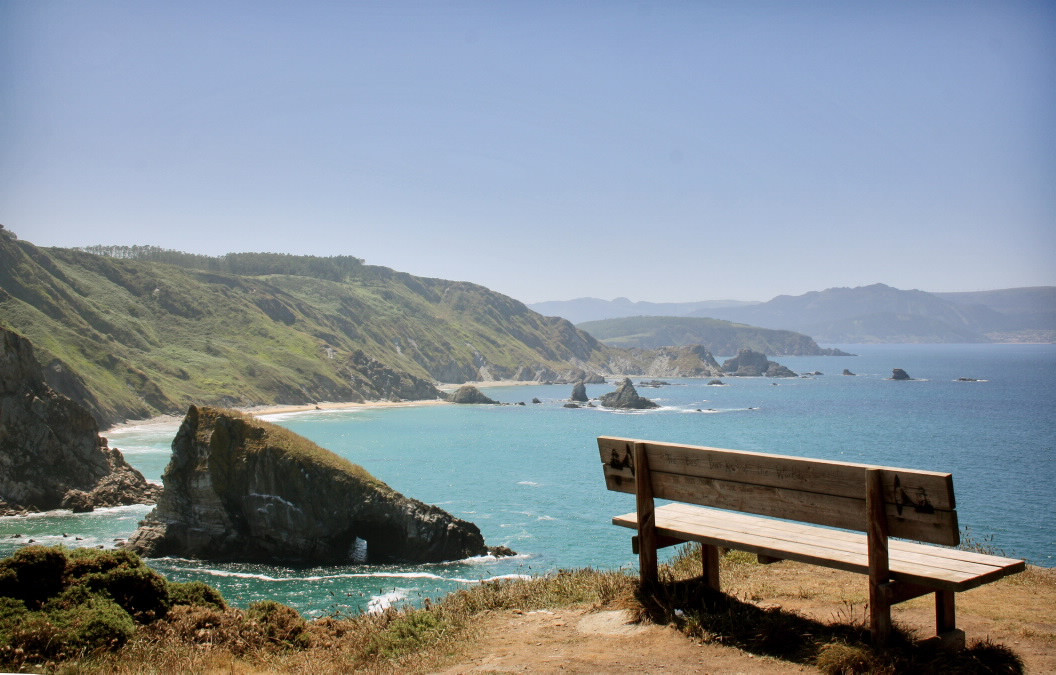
{"left": 0, "top": 231, "right": 612, "bottom": 426}
{"left": 576, "top": 316, "right": 848, "bottom": 355}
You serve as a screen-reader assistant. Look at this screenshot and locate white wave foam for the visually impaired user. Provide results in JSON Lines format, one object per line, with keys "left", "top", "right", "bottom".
{"left": 178, "top": 566, "right": 532, "bottom": 585}
{"left": 517, "top": 481, "right": 540, "bottom": 487}
{"left": 367, "top": 589, "right": 406, "bottom": 614}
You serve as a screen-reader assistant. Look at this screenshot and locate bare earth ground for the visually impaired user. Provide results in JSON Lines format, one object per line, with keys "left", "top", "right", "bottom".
{"left": 433, "top": 563, "right": 1056, "bottom": 674}
{"left": 433, "top": 608, "right": 805, "bottom": 674}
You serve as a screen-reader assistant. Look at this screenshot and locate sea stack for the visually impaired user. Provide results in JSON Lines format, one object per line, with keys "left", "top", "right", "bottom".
{"left": 891, "top": 368, "right": 913, "bottom": 380}
{"left": 126, "top": 406, "right": 503, "bottom": 564}
{"left": 599, "top": 378, "right": 659, "bottom": 410}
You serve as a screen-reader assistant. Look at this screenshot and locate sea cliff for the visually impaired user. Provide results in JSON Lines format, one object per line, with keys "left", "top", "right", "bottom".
{"left": 0, "top": 327, "right": 159, "bottom": 514}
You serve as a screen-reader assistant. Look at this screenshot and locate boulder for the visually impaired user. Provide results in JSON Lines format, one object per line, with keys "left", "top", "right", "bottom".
{"left": 0, "top": 328, "right": 159, "bottom": 515}
{"left": 891, "top": 368, "right": 913, "bottom": 380}
{"left": 446, "top": 385, "right": 499, "bottom": 404}
{"left": 125, "top": 406, "right": 505, "bottom": 564}
{"left": 599, "top": 378, "right": 659, "bottom": 410}
{"left": 570, "top": 382, "right": 588, "bottom": 402}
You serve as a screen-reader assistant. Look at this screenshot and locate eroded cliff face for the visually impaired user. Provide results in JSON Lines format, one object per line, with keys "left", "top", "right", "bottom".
{"left": 126, "top": 406, "right": 498, "bottom": 565}
{"left": 0, "top": 327, "right": 159, "bottom": 514}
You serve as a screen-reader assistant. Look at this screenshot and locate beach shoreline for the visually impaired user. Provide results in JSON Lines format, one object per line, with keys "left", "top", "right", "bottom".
{"left": 105, "top": 380, "right": 553, "bottom": 433}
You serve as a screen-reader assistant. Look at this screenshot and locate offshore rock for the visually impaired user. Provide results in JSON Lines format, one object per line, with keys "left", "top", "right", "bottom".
{"left": 891, "top": 368, "right": 913, "bottom": 380}
{"left": 0, "top": 327, "right": 159, "bottom": 515}
{"left": 570, "top": 382, "right": 588, "bottom": 402}
{"left": 599, "top": 378, "right": 659, "bottom": 410}
{"left": 721, "top": 349, "right": 798, "bottom": 377}
{"left": 126, "top": 406, "right": 500, "bottom": 564}
{"left": 446, "top": 385, "right": 499, "bottom": 404}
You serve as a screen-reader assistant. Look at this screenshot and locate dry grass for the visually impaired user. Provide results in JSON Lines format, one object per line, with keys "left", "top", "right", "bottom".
{"left": 70, "top": 568, "right": 639, "bottom": 674}
{"left": 12, "top": 547, "right": 1049, "bottom": 674}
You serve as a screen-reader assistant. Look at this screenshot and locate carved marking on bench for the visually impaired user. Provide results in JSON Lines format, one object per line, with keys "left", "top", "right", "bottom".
{"left": 894, "top": 474, "right": 935, "bottom": 515}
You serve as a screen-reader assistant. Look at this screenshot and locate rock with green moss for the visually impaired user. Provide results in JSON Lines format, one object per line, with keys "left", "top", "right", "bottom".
{"left": 126, "top": 406, "right": 503, "bottom": 564}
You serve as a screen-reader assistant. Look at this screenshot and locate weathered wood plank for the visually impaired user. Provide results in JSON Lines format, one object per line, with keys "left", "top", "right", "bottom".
{"left": 599, "top": 437, "right": 959, "bottom": 545}
{"left": 612, "top": 506, "right": 1023, "bottom": 591}
{"left": 634, "top": 442, "right": 658, "bottom": 586}
{"left": 599, "top": 436, "right": 955, "bottom": 509}
{"left": 867, "top": 468, "right": 893, "bottom": 646}
{"left": 655, "top": 504, "right": 1011, "bottom": 579}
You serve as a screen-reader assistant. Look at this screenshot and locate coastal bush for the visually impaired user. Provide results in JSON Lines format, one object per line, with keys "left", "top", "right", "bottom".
{"left": 0, "top": 545, "right": 67, "bottom": 607}
{"left": 167, "top": 580, "right": 227, "bottom": 609}
{"left": 245, "top": 599, "right": 310, "bottom": 648}
{"left": 0, "top": 546, "right": 188, "bottom": 667}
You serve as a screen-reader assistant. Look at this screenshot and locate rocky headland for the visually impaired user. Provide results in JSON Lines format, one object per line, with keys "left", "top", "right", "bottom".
{"left": 125, "top": 406, "right": 506, "bottom": 564}
{"left": 0, "top": 327, "right": 159, "bottom": 515}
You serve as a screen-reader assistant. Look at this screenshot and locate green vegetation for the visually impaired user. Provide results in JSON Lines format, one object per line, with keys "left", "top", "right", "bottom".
{"left": 0, "top": 233, "right": 611, "bottom": 426}
{"left": 192, "top": 406, "right": 382, "bottom": 487}
{"left": 0, "top": 545, "right": 1038, "bottom": 673}
{"left": 577, "top": 315, "right": 842, "bottom": 355}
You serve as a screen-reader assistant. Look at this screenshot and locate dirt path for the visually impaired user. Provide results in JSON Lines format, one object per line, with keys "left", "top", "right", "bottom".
{"left": 433, "top": 608, "right": 805, "bottom": 674}
{"left": 432, "top": 564, "right": 1056, "bottom": 674}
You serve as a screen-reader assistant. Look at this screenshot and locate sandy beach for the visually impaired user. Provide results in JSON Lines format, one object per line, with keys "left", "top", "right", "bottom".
{"left": 105, "top": 379, "right": 555, "bottom": 432}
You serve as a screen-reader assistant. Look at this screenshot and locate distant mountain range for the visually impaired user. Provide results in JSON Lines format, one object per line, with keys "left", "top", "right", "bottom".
{"left": 532, "top": 284, "right": 1054, "bottom": 344}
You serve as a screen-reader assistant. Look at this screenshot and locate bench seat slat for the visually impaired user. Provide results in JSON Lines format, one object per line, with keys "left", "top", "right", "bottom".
{"left": 613, "top": 504, "right": 1024, "bottom": 592}
{"left": 658, "top": 503, "right": 1024, "bottom": 572}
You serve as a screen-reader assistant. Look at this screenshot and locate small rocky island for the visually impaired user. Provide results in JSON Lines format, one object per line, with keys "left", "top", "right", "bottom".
{"left": 126, "top": 406, "right": 507, "bottom": 565}
{"left": 721, "top": 349, "right": 798, "bottom": 377}
{"left": 0, "top": 327, "right": 159, "bottom": 515}
{"left": 599, "top": 378, "right": 658, "bottom": 410}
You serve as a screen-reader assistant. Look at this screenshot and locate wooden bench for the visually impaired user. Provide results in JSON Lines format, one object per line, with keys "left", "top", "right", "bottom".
{"left": 598, "top": 436, "right": 1025, "bottom": 647}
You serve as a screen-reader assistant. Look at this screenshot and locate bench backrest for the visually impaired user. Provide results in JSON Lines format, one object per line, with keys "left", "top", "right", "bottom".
{"left": 598, "top": 436, "right": 959, "bottom": 546}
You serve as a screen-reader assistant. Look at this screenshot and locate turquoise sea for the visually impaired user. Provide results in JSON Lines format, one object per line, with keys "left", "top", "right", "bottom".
{"left": 2, "top": 344, "right": 1053, "bottom": 617}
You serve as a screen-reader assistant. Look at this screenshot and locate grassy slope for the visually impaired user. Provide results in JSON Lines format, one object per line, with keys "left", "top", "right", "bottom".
{"left": 0, "top": 234, "right": 610, "bottom": 426}
{"left": 577, "top": 315, "right": 831, "bottom": 354}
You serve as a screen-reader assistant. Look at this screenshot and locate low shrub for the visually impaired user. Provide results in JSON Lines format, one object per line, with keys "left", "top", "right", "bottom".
{"left": 167, "top": 580, "right": 227, "bottom": 609}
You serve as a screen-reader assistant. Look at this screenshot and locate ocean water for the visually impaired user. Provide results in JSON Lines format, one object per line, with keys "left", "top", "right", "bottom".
{"left": 1, "top": 344, "right": 1052, "bottom": 617}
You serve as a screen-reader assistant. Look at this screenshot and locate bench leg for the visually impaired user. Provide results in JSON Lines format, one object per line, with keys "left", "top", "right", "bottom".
{"left": 935, "top": 590, "right": 965, "bottom": 650}
{"left": 701, "top": 544, "right": 720, "bottom": 591}
{"left": 869, "top": 581, "right": 893, "bottom": 647}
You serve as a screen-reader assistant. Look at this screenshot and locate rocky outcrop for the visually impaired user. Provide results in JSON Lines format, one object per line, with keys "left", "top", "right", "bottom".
{"left": 891, "top": 368, "right": 913, "bottom": 380}
{"left": 126, "top": 406, "right": 503, "bottom": 564}
{"left": 570, "top": 382, "right": 588, "bottom": 402}
{"left": 446, "top": 385, "right": 499, "bottom": 404}
{"left": 843, "top": 369, "right": 856, "bottom": 376}
{"left": 606, "top": 345, "right": 724, "bottom": 378}
{"left": 599, "top": 378, "right": 659, "bottom": 410}
{"left": 721, "top": 349, "right": 798, "bottom": 377}
{"left": 346, "top": 351, "right": 442, "bottom": 401}
{"left": 0, "top": 327, "right": 159, "bottom": 515}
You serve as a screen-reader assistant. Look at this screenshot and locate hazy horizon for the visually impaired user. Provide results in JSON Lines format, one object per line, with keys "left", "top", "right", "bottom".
{"left": 3, "top": 2, "right": 1053, "bottom": 304}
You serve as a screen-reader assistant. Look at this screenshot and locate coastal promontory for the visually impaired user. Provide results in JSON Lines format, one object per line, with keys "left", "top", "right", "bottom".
{"left": 0, "top": 327, "right": 159, "bottom": 514}
{"left": 126, "top": 406, "right": 502, "bottom": 564}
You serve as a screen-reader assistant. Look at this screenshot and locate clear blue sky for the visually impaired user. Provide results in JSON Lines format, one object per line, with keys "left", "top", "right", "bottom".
{"left": 2, "top": 1, "right": 1053, "bottom": 303}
